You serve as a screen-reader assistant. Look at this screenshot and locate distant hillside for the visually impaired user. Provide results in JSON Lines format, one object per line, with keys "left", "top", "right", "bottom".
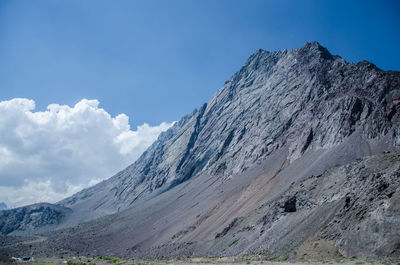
{"left": 0, "top": 203, "right": 71, "bottom": 235}
{"left": 0, "top": 202, "right": 7, "bottom": 211}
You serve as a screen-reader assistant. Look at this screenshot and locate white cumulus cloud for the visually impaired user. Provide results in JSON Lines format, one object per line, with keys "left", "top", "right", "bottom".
{"left": 0, "top": 98, "right": 173, "bottom": 208}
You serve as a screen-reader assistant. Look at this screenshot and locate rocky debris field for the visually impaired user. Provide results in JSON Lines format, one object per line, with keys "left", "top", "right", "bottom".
{"left": 1, "top": 152, "right": 399, "bottom": 261}
{"left": 2, "top": 255, "right": 400, "bottom": 265}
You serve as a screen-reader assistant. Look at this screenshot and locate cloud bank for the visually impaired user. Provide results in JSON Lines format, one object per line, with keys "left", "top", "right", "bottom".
{"left": 0, "top": 98, "right": 173, "bottom": 207}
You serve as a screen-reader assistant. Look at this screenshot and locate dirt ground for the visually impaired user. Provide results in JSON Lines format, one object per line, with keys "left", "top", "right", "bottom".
{"left": 23, "top": 256, "right": 400, "bottom": 265}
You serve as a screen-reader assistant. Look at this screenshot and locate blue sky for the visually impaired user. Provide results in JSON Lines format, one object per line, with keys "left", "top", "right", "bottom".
{"left": 1, "top": 0, "right": 399, "bottom": 126}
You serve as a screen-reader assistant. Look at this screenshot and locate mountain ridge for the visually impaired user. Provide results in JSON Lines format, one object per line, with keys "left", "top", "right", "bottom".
{"left": 58, "top": 41, "right": 398, "bottom": 217}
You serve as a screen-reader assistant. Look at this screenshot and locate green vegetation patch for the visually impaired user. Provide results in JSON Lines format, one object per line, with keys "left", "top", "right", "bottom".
{"left": 32, "top": 263, "right": 58, "bottom": 265}
{"left": 67, "top": 261, "right": 86, "bottom": 265}
{"left": 100, "top": 256, "right": 120, "bottom": 263}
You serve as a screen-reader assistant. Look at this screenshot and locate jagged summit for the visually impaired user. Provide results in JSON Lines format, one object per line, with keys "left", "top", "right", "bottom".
{"left": 1, "top": 42, "right": 400, "bottom": 259}
{"left": 250, "top": 41, "right": 332, "bottom": 61}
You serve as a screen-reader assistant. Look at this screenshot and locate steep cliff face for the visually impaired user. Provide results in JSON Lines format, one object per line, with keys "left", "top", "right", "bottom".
{"left": 59, "top": 41, "right": 400, "bottom": 224}
{"left": 1, "top": 42, "right": 400, "bottom": 259}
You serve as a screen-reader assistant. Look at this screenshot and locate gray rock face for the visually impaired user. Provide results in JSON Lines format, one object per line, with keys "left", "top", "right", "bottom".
{"left": 1, "top": 42, "right": 400, "bottom": 259}
{"left": 0, "top": 203, "right": 71, "bottom": 235}
{"left": 59, "top": 42, "right": 400, "bottom": 225}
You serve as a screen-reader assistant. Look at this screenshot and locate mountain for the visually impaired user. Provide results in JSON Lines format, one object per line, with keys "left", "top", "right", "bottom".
{"left": 1, "top": 42, "right": 399, "bottom": 259}
{"left": 57, "top": 41, "right": 399, "bottom": 224}
{"left": 0, "top": 203, "right": 71, "bottom": 236}
{"left": 0, "top": 202, "right": 7, "bottom": 211}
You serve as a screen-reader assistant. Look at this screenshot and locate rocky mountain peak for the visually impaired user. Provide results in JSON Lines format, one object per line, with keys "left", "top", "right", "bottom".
{"left": 298, "top": 41, "right": 333, "bottom": 59}
{"left": 55, "top": 42, "right": 400, "bottom": 225}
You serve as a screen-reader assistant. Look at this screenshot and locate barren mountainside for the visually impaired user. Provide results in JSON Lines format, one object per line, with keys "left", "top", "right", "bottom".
{"left": 58, "top": 41, "right": 400, "bottom": 223}
{"left": 1, "top": 42, "right": 400, "bottom": 259}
